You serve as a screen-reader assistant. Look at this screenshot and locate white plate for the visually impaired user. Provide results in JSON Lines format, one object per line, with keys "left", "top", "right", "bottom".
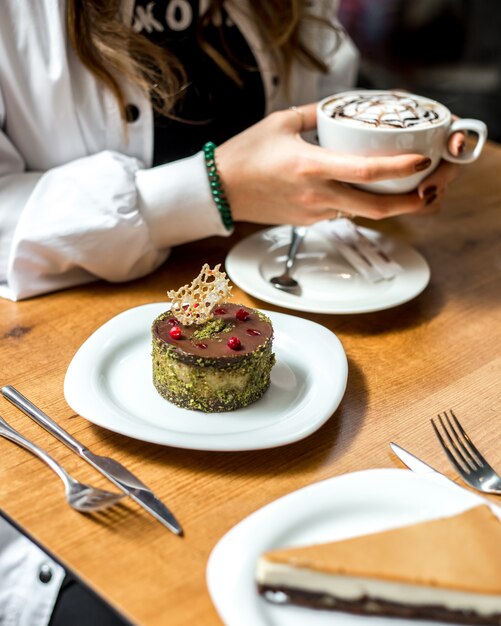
{"left": 64, "top": 304, "right": 347, "bottom": 451}
{"left": 207, "top": 468, "right": 493, "bottom": 626}
{"left": 225, "top": 225, "right": 430, "bottom": 314}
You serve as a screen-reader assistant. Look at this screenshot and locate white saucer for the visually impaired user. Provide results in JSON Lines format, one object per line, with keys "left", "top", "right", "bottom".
{"left": 64, "top": 304, "right": 348, "bottom": 451}
{"left": 207, "top": 468, "right": 494, "bottom": 626}
{"left": 225, "top": 225, "right": 430, "bottom": 314}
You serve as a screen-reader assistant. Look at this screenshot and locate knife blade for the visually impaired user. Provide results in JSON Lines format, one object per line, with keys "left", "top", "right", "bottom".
{"left": 390, "top": 442, "right": 501, "bottom": 521}
{"left": 390, "top": 442, "right": 456, "bottom": 487}
{"left": 1, "top": 385, "right": 183, "bottom": 536}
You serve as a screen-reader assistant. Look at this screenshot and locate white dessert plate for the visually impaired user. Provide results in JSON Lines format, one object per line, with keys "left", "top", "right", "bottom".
{"left": 207, "top": 468, "right": 496, "bottom": 626}
{"left": 64, "top": 303, "right": 347, "bottom": 451}
{"left": 225, "top": 225, "right": 430, "bottom": 314}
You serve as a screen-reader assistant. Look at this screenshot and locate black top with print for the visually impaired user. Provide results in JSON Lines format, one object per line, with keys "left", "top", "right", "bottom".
{"left": 132, "top": 0, "right": 266, "bottom": 165}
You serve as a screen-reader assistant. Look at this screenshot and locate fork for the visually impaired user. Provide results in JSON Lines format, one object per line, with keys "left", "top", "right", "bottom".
{"left": 0, "top": 414, "right": 124, "bottom": 512}
{"left": 431, "top": 409, "right": 501, "bottom": 494}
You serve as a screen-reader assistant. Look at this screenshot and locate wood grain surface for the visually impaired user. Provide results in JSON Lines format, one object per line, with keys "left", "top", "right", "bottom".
{"left": 1, "top": 142, "right": 500, "bottom": 625}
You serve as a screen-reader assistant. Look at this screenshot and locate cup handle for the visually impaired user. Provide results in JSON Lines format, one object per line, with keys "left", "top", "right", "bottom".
{"left": 443, "top": 118, "right": 488, "bottom": 164}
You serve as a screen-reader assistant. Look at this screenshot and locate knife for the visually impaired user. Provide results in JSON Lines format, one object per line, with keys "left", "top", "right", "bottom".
{"left": 390, "top": 442, "right": 461, "bottom": 487}
{"left": 390, "top": 441, "right": 501, "bottom": 521}
{"left": 1, "top": 385, "right": 183, "bottom": 536}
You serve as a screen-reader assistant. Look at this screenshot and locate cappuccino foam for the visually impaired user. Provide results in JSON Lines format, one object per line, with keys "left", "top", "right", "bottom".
{"left": 324, "top": 92, "right": 444, "bottom": 129}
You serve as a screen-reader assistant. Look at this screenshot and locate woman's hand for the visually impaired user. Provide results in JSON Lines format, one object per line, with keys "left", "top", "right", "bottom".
{"left": 216, "top": 102, "right": 461, "bottom": 224}
{"left": 416, "top": 122, "right": 464, "bottom": 211}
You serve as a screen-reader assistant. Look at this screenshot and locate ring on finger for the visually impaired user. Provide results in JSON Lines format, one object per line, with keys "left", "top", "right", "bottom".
{"left": 288, "top": 106, "right": 306, "bottom": 133}
{"left": 335, "top": 209, "right": 353, "bottom": 220}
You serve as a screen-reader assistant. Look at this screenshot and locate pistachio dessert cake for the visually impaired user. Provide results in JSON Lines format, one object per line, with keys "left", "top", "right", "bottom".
{"left": 256, "top": 505, "right": 501, "bottom": 625}
{"left": 152, "top": 264, "right": 275, "bottom": 412}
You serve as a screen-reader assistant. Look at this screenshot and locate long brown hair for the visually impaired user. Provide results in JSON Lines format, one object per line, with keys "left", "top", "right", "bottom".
{"left": 67, "top": 0, "right": 340, "bottom": 121}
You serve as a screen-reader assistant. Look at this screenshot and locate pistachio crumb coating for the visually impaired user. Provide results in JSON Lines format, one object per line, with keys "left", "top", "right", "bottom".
{"left": 151, "top": 304, "right": 275, "bottom": 412}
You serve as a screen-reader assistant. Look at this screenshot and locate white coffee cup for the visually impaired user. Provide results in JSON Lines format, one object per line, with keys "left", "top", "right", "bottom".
{"left": 317, "top": 90, "right": 488, "bottom": 194}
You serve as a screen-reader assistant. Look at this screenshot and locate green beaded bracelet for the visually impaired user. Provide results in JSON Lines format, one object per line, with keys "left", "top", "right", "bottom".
{"left": 203, "top": 141, "right": 234, "bottom": 231}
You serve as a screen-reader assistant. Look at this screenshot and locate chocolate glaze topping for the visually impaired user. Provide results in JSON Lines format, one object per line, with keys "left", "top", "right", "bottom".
{"left": 153, "top": 303, "right": 272, "bottom": 365}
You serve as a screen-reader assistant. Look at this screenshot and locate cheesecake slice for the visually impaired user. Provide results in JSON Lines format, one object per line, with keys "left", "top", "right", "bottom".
{"left": 257, "top": 505, "right": 501, "bottom": 625}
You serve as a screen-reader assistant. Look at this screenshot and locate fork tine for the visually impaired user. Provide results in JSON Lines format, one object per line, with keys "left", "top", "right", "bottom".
{"left": 432, "top": 412, "right": 501, "bottom": 495}
{"left": 71, "top": 491, "right": 123, "bottom": 512}
{"left": 449, "top": 409, "right": 485, "bottom": 468}
{"left": 436, "top": 413, "right": 474, "bottom": 473}
{"left": 430, "top": 417, "right": 467, "bottom": 474}
{"left": 439, "top": 412, "right": 477, "bottom": 472}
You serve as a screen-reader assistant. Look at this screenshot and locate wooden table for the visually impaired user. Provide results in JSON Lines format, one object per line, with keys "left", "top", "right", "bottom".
{"left": 1, "top": 142, "right": 500, "bottom": 626}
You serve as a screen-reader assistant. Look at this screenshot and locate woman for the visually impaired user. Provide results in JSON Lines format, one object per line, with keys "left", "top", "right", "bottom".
{"left": 0, "top": 0, "right": 459, "bottom": 302}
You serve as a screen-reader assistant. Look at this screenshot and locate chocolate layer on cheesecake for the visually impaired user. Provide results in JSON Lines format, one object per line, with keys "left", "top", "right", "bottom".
{"left": 258, "top": 585, "right": 501, "bottom": 625}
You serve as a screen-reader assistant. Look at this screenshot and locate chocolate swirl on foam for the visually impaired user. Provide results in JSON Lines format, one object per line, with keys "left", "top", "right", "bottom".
{"left": 327, "top": 93, "right": 442, "bottom": 129}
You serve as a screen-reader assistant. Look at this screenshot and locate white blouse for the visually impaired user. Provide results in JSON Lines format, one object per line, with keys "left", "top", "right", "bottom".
{"left": 0, "top": 0, "right": 357, "bottom": 301}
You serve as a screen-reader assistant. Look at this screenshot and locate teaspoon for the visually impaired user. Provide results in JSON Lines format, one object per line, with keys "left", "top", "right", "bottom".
{"left": 269, "top": 226, "right": 307, "bottom": 291}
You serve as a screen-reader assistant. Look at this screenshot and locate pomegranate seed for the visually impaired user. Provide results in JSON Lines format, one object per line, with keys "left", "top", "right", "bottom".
{"left": 195, "top": 342, "right": 208, "bottom": 349}
{"left": 214, "top": 307, "right": 227, "bottom": 315}
{"left": 169, "top": 326, "right": 182, "bottom": 339}
{"left": 235, "top": 308, "right": 250, "bottom": 321}
{"left": 227, "top": 336, "right": 241, "bottom": 350}
{"left": 193, "top": 303, "right": 199, "bottom": 308}
{"left": 246, "top": 329, "right": 261, "bottom": 336}
{"left": 167, "top": 318, "right": 177, "bottom": 326}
